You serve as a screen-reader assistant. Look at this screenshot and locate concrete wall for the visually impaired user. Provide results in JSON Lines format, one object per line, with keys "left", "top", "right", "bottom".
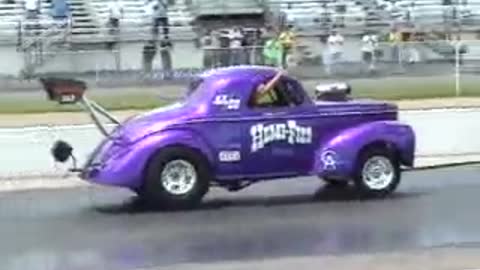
{"left": 2, "top": 36, "right": 441, "bottom": 77}
{"left": 39, "top": 41, "right": 203, "bottom": 74}
{"left": 0, "top": 41, "right": 203, "bottom": 76}
{"left": 0, "top": 46, "right": 24, "bottom": 76}
{"left": 0, "top": 108, "right": 479, "bottom": 178}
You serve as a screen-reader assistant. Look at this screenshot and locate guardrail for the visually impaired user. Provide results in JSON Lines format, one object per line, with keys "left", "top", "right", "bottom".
{"left": 0, "top": 104, "right": 479, "bottom": 179}
{"left": 0, "top": 39, "right": 466, "bottom": 80}
{"left": 1, "top": 35, "right": 480, "bottom": 86}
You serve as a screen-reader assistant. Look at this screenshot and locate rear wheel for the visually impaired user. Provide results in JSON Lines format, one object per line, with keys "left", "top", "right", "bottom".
{"left": 140, "top": 146, "right": 211, "bottom": 210}
{"left": 353, "top": 147, "right": 401, "bottom": 198}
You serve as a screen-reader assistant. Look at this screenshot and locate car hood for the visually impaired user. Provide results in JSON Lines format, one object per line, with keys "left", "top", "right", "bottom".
{"left": 314, "top": 99, "right": 398, "bottom": 114}
{"left": 114, "top": 102, "right": 198, "bottom": 143}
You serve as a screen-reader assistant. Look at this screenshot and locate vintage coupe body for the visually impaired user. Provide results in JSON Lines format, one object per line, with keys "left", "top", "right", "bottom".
{"left": 42, "top": 66, "right": 415, "bottom": 209}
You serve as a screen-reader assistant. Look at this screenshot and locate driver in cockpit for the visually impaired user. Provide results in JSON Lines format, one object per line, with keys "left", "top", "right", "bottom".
{"left": 252, "top": 69, "right": 285, "bottom": 106}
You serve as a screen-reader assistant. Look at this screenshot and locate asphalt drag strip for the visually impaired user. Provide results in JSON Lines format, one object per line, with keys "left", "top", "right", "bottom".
{"left": 0, "top": 165, "right": 480, "bottom": 270}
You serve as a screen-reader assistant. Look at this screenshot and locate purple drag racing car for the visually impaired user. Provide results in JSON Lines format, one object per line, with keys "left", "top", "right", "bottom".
{"left": 40, "top": 66, "right": 415, "bottom": 209}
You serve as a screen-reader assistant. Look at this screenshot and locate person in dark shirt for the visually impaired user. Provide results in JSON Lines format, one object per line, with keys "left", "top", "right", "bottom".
{"left": 159, "top": 38, "right": 173, "bottom": 79}
{"left": 142, "top": 40, "right": 157, "bottom": 73}
{"left": 51, "top": 0, "right": 70, "bottom": 26}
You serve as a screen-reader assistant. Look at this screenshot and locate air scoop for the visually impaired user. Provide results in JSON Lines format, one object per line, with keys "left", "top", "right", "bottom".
{"left": 315, "top": 82, "right": 352, "bottom": 102}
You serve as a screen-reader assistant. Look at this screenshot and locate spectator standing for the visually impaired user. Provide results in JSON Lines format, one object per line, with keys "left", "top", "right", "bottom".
{"left": 227, "top": 27, "right": 244, "bottom": 66}
{"left": 252, "top": 27, "right": 265, "bottom": 65}
{"left": 51, "top": 0, "right": 70, "bottom": 26}
{"left": 106, "top": 0, "right": 123, "bottom": 50}
{"left": 319, "top": 3, "right": 330, "bottom": 31}
{"left": 263, "top": 35, "right": 282, "bottom": 67}
{"left": 334, "top": 0, "right": 346, "bottom": 28}
{"left": 361, "top": 31, "right": 379, "bottom": 72}
{"left": 405, "top": 2, "right": 415, "bottom": 26}
{"left": 25, "top": 0, "right": 40, "bottom": 19}
{"left": 217, "top": 30, "right": 230, "bottom": 67}
{"left": 159, "top": 39, "right": 173, "bottom": 79}
{"left": 201, "top": 30, "right": 218, "bottom": 68}
{"left": 278, "top": 24, "right": 295, "bottom": 69}
{"left": 108, "top": 0, "right": 124, "bottom": 30}
{"left": 453, "top": 35, "right": 467, "bottom": 65}
{"left": 324, "top": 29, "right": 344, "bottom": 76}
{"left": 142, "top": 40, "right": 157, "bottom": 73}
{"left": 146, "top": 0, "right": 169, "bottom": 40}
{"left": 388, "top": 28, "right": 401, "bottom": 64}
{"left": 24, "top": 0, "right": 41, "bottom": 38}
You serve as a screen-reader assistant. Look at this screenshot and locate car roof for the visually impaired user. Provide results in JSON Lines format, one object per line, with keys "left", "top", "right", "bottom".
{"left": 191, "top": 66, "right": 289, "bottom": 108}
{"left": 198, "top": 65, "right": 279, "bottom": 81}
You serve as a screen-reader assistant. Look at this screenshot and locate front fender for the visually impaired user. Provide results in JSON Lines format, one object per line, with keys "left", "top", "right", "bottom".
{"left": 84, "top": 128, "right": 215, "bottom": 188}
{"left": 314, "top": 121, "right": 415, "bottom": 178}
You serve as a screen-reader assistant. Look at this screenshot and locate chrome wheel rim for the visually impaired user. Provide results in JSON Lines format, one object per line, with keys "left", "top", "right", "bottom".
{"left": 160, "top": 160, "right": 197, "bottom": 195}
{"left": 361, "top": 156, "right": 395, "bottom": 191}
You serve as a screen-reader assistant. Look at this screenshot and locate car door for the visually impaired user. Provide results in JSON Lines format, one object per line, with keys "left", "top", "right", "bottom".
{"left": 241, "top": 76, "right": 317, "bottom": 178}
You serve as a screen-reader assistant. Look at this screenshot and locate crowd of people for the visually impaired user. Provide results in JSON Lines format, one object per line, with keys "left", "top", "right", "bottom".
{"left": 18, "top": 0, "right": 70, "bottom": 22}
{"left": 106, "top": 0, "right": 174, "bottom": 72}
{"left": 8, "top": 0, "right": 468, "bottom": 77}
{"left": 107, "top": 0, "right": 170, "bottom": 39}
{"left": 199, "top": 25, "right": 296, "bottom": 70}
{"left": 196, "top": 24, "right": 425, "bottom": 76}
{"left": 322, "top": 27, "right": 417, "bottom": 76}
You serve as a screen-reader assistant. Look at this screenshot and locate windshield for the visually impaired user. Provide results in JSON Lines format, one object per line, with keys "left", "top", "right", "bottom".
{"left": 183, "top": 77, "right": 206, "bottom": 104}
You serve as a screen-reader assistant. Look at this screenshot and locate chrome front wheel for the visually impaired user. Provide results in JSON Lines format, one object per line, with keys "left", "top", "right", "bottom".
{"left": 160, "top": 159, "right": 197, "bottom": 196}
{"left": 361, "top": 156, "right": 395, "bottom": 191}
{"left": 354, "top": 148, "right": 401, "bottom": 197}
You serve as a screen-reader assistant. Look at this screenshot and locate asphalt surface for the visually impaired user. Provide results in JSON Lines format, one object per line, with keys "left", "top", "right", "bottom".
{"left": 1, "top": 165, "right": 480, "bottom": 270}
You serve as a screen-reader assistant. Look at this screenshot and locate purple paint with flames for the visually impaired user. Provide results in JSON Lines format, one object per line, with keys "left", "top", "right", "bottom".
{"left": 81, "top": 66, "right": 415, "bottom": 189}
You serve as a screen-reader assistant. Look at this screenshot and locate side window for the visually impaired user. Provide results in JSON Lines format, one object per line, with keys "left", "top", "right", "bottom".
{"left": 248, "top": 77, "right": 303, "bottom": 108}
{"left": 283, "top": 79, "right": 305, "bottom": 106}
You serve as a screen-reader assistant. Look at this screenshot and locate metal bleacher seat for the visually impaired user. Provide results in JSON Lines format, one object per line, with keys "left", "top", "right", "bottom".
{"left": 267, "top": 0, "right": 368, "bottom": 32}
{"left": 190, "top": 0, "right": 264, "bottom": 16}
{"left": 87, "top": 0, "right": 196, "bottom": 40}
{"left": 380, "top": 0, "right": 478, "bottom": 27}
{"left": 0, "top": 0, "right": 58, "bottom": 42}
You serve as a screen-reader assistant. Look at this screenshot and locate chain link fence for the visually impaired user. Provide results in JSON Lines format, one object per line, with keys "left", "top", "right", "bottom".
{"left": 0, "top": 38, "right": 480, "bottom": 99}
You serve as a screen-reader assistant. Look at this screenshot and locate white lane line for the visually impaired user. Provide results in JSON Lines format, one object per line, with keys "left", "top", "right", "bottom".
{"left": 0, "top": 178, "right": 89, "bottom": 192}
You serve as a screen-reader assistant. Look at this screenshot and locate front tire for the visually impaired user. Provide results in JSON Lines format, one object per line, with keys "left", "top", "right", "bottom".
{"left": 353, "top": 147, "right": 401, "bottom": 198}
{"left": 140, "top": 146, "right": 211, "bottom": 210}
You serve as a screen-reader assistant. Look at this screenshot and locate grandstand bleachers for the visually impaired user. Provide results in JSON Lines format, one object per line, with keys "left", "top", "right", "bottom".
{"left": 83, "top": 0, "right": 196, "bottom": 41}
{"left": 0, "top": 0, "right": 198, "bottom": 45}
{"left": 190, "top": 0, "right": 264, "bottom": 16}
{"left": 2, "top": 0, "right": 480, "bottom": 45}
{"left": 0, "top": 0, "right": 56, "bottom": 42}
{"left": 2, "top": 0, "right": 480, "bottom": 78}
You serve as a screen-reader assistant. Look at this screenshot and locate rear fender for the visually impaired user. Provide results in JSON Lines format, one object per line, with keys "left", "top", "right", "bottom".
{"left": 314, "top": 121, "right": 415, "bottom": 178}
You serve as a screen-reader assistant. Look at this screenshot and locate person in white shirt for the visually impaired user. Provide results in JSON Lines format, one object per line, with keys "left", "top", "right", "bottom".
{"left": 361, "top": 31, "right": 379, "bottom": 71}
{"left": 228, "top": 27, "right": 244, "bottom": 65}
{"left": 145, "top": 0, "right": 169, "bottom": 39}
{"left": 324, "top": 30, "right": 344, "bottom": 75}
{"left": 108, "top": 0, "right": 123, "bottom": 29}
{"left": 406, "top": 1, "right": 415, "bottom": 26}
{"left": 201, "top": 30, "right": 219, "bottom": 68}
{"left": 25, "top": 0, "right": 40, "bottom": 19}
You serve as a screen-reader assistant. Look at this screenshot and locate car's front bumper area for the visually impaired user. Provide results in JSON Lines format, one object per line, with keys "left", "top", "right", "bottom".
{"left": 79, "top": 138, "right": 143, "bottom": 189}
